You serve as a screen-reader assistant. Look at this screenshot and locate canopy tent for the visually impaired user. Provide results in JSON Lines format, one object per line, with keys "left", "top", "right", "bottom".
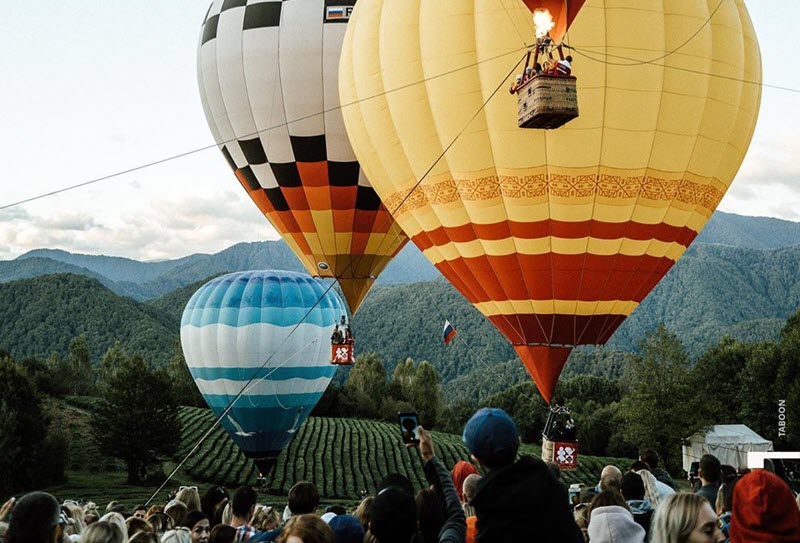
{"left": 682, "top": 425, "right": 773, "bottom": 473}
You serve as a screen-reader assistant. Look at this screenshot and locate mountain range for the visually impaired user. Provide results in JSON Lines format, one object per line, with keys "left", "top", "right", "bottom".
{"left": 1, "top": 211, "right": 798, "bottom": 399}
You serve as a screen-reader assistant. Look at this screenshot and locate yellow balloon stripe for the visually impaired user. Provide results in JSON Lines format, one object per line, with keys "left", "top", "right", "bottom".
{"left": 474, "top": 299, "right": 638, "bottom": 317}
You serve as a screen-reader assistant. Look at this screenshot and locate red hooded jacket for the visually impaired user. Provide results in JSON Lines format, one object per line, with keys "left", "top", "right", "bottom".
{"left": 451, "top": 461, "right": 480, "bottom": 502}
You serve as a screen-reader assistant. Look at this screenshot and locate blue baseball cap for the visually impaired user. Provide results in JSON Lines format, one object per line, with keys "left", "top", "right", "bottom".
{"left": 328, "top": 514, "right": 365, "bottom": 543}
{"left": 463, "top": 408, "right": 520, "bottom": 467}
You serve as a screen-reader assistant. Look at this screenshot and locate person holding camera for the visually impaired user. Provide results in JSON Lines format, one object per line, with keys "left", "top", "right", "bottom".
{"left": 462, "top": 408, "right": 583, "bottom": 542}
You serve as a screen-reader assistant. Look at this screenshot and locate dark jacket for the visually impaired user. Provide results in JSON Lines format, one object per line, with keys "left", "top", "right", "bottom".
{"left": 471, "top": 455, "right": 583, "bottom": 543}
{"left": 424, "top": 456, "right": 467, "bottom": 543}
{"left": 650, "top": 467, "right": 677, "bottom": 490}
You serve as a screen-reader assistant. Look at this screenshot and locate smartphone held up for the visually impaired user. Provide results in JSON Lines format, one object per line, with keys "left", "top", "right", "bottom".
{"left": 398, "top": 412, "right": 420, "bottom": 445}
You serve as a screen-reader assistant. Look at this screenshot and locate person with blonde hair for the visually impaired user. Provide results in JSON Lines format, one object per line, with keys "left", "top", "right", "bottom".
{"left": 82, "top": 521, "right": 125, "bottom": 543}
{"left": 250, "top": 506, "right": 280, "bottom": 532}
{"left": 176, "top": 488, "right": 202, "bottom": 514}
{"left": 99, "top": 513, "right": 129, "bottom": 543}
{"left": 160, "top": 529, "right": 191, "bottom": 543}
{"left": 649, "top": 493, "right": 724, "bottom": 543}
{"left": 275, "top": 515, "right": 333, "bottom": 543}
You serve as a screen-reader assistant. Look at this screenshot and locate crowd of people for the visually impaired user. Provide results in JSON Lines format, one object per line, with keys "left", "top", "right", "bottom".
{"left": 1, "top": 408, "right": 799, "bottom": 543}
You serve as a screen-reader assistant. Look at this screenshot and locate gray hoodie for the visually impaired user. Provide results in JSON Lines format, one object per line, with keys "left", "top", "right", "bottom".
{"left": 588, "top": 506, "right": 646, "bottom": 543}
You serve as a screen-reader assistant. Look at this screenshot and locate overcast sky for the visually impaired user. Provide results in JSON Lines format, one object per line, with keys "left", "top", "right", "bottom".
{"left": 0, "top": 1, "right": 797, "bottom": 262}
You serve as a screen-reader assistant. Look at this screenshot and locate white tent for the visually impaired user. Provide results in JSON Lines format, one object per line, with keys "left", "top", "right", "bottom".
{"left": 682, "top": 425, "right": 773, "bottom": 473}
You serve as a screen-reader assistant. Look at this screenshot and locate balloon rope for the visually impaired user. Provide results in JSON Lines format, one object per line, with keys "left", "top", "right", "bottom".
{"left": 242, "top": 337, "right": 319, "bottom": 409}
{"left": 146, "top": 50, "right": 529, "bottom": 504}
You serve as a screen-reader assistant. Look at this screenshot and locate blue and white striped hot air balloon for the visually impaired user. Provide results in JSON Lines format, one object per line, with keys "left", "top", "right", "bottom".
{"left": 180, "top": 270, "right": 346, "bottom": 476}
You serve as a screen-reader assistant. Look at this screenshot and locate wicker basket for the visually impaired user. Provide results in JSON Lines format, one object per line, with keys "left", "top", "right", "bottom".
{"left": 542, "top": 436, "right": 579, "bottom": 469}
{"left": 517, "top": 75, "right": 579, "bottom": 129}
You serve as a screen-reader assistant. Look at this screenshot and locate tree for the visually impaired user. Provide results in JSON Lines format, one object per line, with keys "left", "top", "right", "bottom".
{"left": 0, "top": 356, "right": 48, "bottom": 495}
{"left": 689, "top": 337, "right": 750, "bottom": 423}
{"left": 344, "top": 352, "right": 387, "bottom": 418}
{"left": 618, "top": 324, "right": 703, "bottom": 473}
{"left": 410, "top": 361, "right": 442, "bottom": 426}
{"left": 92, "top": 348, "right": 180, "bottom": 484}
{"left": 168, "top": 340, "right": 206, "bottom": 408}
{"left": 67, "top": 335, "right": 94, "bottom": 395}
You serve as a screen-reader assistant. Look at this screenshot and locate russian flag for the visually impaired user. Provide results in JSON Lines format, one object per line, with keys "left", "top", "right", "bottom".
{"left": 443, "top": 320, "right": 457, "bottom": 345}
{"left": 326, "top": 7, "right": 344, "bottom": 18}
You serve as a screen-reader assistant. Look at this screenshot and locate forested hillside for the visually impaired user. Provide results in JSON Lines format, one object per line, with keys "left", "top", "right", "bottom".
{"left": 0, "top": 274, "right": 176, "bottom": 365}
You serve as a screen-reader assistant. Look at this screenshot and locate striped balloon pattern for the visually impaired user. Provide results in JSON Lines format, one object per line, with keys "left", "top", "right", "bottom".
{"left": 339, "top": 0, "right": 761, "bottom": 402}
{"left": 180, "top": 270, "right": 346, "bottom": 475}
{"left": 197, "top": 0, "right": 408, "bottom": 314}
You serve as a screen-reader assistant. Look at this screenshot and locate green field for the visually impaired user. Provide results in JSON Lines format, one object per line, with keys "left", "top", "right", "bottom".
{"left": 42, "top": 405, "right": 633, "bottom": 508}
{"left": 176, "top": 407, "right": 631, "bottom": 498}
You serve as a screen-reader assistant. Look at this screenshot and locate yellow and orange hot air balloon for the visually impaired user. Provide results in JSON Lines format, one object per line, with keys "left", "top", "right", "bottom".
{"left": 339, "top": 0, "right": 761, "bottom": 401}
{"left": 197, "top": 0, "right": 408, "bottom": 314}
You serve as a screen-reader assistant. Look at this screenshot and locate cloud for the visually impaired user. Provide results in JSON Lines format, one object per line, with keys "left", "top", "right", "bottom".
{"left": 0, "top": 188, "right": 279, "bottom": 262}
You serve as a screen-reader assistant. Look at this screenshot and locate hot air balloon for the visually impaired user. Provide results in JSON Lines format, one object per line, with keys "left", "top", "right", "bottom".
{"left": 339, "top": 0, "right": 761, "bottom": 402}
{"left": 180, "top": 270, "right": 346, "bottom": 475}
{"left": 196, "top": 0, "right": 408, "bottom": 314}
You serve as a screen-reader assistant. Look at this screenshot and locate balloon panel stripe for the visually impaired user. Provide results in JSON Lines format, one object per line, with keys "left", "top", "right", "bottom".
{"left": 196, "top": 377, "right": 331, "bottom": 396}
{"left": 411, "top": 219, "right": 699, "bottom": 248}
{"left": 203, "top": 393, "right": 325, "bottom": 410}
{"left": 188, "top": 366, "right": 336, "bottom": 381}
{"left": 489, "top": 313, "right": 628, "bottom": 346}
{"left": 430, "top": 252, "right": 673, "bottom": 304}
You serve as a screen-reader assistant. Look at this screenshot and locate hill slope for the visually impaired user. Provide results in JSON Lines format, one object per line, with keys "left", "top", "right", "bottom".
{"left": 0, "top": 274, "right": 177, "bottom": 365}
{"left": 176, "top": 407, "right": 630, "bottom": 498}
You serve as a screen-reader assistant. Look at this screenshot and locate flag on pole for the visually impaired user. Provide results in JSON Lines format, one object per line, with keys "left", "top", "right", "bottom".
{"left": 443, "top": 320, "right": 457, "bottom": 345}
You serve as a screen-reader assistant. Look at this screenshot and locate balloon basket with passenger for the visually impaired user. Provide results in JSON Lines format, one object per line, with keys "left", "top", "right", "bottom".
{"left": 541, "top": 400, "right": 578, "bottom": 470}
{"left": 510, "top": 32, "right": 579, "bottom": 129}
{"left": 330, "top": 315, "right": 355, "bottom": 365}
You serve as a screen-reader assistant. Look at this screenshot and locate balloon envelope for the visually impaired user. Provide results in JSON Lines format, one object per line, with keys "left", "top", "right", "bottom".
{"left": 180, "top": 270, "right": 346, "bottom": 475}
{"left": 339, "top": 0, "right": 761, "bottom": 401}
{"left": 196, "top": 0, "right": 408, "bottom": 314}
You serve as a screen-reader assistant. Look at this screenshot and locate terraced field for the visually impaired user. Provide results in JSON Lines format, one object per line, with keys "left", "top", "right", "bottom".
{"left": 177, "top": 407, "right": 632, "bottom": 498}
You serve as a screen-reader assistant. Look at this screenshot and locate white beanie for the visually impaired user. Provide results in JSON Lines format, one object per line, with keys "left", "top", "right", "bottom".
{"left": 588, "top": 506, "right": 645, "bottom": 543}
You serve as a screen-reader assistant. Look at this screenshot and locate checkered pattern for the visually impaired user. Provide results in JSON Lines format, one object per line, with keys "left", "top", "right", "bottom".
{"left": 198, "top": 0, "right": 407, "bottom": 313}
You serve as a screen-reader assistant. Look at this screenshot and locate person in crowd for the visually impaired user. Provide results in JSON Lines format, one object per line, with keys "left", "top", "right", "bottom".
{"left": 176, "top": 489, "right": 202, "bottom": 514}
{"left": 463, "top": 407, "right": 582, "bottom": 542}
{"left": 352, "top": 497, "right": 372, "bottom": 531}
{"left": 326, "top": 515, "right": 363, "bottom": 543}
{"left": 62, "top": 502, "right": 87, "bottom": 536}
{"left": 275, "top": 515, "right": 332, "bottom": 543}
{"left": 208, "top": 526, "right": 236, "bottom": 543}
{"left": 545, "top": 461, "right": 562, "bottom": 482}
{"left": 573, "top": 503, "right": 590, "bottom": 543}
{"left": 451, "top": 461, "right": 479, "bottom": 504}
{"left": 182, "top": 512, "right": 210, "bottom": 543}
{"left": 5, "top": 492, "right": 62, "bottom": 543}
{"left": 129, "top": 532, "right": 159, "bottom": 543}
{"left": 729, "top": 469, "right": 800, "bottom": 542}
{"left": 145, "top": 506, "right": 163, "bottom": 519}
{"left": 620, "top": 472, "right": 653, "bottom": 535}
{"left": 586, "top": 491, "right": 645, "bottom": 543}
{"left": 649, "top": 492, "right": 724, "bottom": 543}
{"left": 161, "top": 529, "right": 192, "bottom": 543}
{"left": 596, "top": 465, "right": 623, "bottom": 493}
{"left": 82, "top": 522, "right": 125, "bottom": 543}
{"left": 165, "top": 502, "right": 189, "bottom": 530}
{"left": 125, "top": 517, "right": 151, "bottom": 539}
{"left": 370, "top": 426, "right": 465, "bottom": 543}
{"left": 201, "top": 488, "right": 228, "bottom": 527}
{"left": 719, "top": 466, "right": 736, "bottom": 480}
{"left": 640, "top": 449, "right": 677, "bottom": 490}
{"left": 146, "top": 513, "right": 172, "bottom": 536}
{"left": 106, "top": 503, "right": 127, "bottom": 516}
{"left": 715, "top": 475, "right": 739, "bottom": 542}
{"left": 229, "top": 487, "right": 259, "bottom": 541}
{"left": 132, "top": 506, "right": 148, "bottom": 520}
{"left": 462, "top": 474, "right": 481, "bottom": 519}
{"left": 696, "top": 455, "right": 722, "bottom": 508}
{"left": 250, "top": 507, "right": 280, "bottom": 533}
{"left": 99, "top": 513, "right": 128, "bottom": 543}
{"left": 288, "top": 483, "right": 320, "bottom": 517}
{"left": 631, "top": 463, "right": 674, "bottom": 506}
{"left": 416, "top": 489, "right": 443, "bottom": 543}
{"left": 84, "top": 503, "right": 101, "bottom": 526}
